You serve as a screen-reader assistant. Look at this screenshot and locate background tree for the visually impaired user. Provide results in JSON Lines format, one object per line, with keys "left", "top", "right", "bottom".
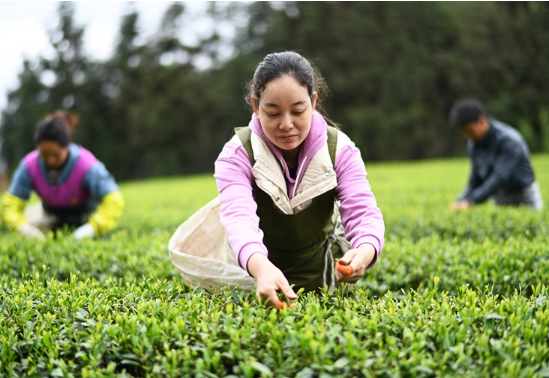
{"left": 1, "top": 2, "right": 548, "bottom": 181}
{"left": 1, "top": 3, "right": 91, "bottom": 166}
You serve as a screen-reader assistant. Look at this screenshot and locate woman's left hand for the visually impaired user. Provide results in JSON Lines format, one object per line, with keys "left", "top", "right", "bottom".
{"left": 73, "top": 223, "right": 95, "bottom": 239}
{"left": 335, "top": 243, "right": 376, "bottom": 283}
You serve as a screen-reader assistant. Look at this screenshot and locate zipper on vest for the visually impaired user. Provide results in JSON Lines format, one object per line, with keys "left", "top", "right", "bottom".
{"left": 292, "top": 156, "right": 308, "bottom": 198}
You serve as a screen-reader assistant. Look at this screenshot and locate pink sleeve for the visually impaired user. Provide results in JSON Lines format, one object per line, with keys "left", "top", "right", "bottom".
{"left": 334, "top": 143, "right": 385, "bottom": 269}
{"left": 214, "top": 138, "right": 268, "bottom": 271}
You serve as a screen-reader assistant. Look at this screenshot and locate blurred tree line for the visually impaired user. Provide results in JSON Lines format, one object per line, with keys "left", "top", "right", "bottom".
{"left": 1, "top": 2, "right": 548, "bottom": 180}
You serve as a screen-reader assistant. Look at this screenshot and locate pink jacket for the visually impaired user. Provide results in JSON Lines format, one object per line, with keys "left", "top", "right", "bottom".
{"left": 214, "top": 111, "right": 385, "bottom": 270}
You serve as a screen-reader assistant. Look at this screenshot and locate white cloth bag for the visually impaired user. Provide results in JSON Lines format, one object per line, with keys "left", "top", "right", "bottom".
{"left": 169, "top": 197, "right": 257, "bottom": 291}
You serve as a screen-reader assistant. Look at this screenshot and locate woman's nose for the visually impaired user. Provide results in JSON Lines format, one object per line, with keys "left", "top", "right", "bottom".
{"left": 279, "top": 115, "right": 293, "bottom": 130}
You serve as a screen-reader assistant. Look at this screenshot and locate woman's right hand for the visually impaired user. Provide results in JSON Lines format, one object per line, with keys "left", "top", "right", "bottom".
{"left": 247, "top": 253, "right": 297, "bottom": 308}
{"left": 449, "top": 200, "right": 471, "bottom": 210}
{"left": 18, "top": 223, "right": 46, "bottom": 240}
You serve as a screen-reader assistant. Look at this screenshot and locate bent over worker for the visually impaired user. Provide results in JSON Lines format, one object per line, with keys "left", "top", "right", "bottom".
{"left": 1, "top": 111, "right": 124, "bottom": 239}
{"left": 448, "top": 99, "right": 543, "bottom": 210}
{"left": 214, "top": 52, "right": 385, "bottom": 307}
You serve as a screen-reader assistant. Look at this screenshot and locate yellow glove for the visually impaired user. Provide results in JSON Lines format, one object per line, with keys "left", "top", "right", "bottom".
{"left": 87, "top": 191, "right": 125, "bottom": 235}
{"left": 1, "top": 192, "right": 28, "bottom": 232}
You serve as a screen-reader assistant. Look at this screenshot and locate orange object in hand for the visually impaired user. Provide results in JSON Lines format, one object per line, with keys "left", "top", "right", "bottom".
{"left": 275, "top": 300, "right": 289, "bottom": 309}
{"left": 336, "top": 260, "right": 354, "bottom": 276}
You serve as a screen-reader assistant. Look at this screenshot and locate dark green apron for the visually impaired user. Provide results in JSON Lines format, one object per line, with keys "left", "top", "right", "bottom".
{"left": 234, "top": 126, "right": 349, "bottom": 292}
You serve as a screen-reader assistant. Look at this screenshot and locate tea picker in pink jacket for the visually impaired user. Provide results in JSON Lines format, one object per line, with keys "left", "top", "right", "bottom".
{"left": 1, "top": 111, "right": 124, "bottom": 239}
{"left": 215, "top": 52, "right": 385, "bottom": 307}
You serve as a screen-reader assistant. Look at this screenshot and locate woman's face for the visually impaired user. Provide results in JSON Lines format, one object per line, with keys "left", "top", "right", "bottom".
{"left": 458, "top": 115, "right": 490, "bottom": 142}
{"left": 38, "top": 141, "right": 69, "bottom": 169}
{"left": 253, "top": 75, "right": 317, "bottom": 157}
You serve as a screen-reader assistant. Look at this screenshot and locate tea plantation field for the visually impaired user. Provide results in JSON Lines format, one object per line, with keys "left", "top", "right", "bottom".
{"left": 1, "top": 155, "right": 548, "bottom": 377}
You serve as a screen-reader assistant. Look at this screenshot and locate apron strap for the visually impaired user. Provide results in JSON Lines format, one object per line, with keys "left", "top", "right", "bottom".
{"left": 233, "top": 126, "right": 255, "bottom": 165}
{"left": 326, "top": 125, "right": 338, "bottom": 165}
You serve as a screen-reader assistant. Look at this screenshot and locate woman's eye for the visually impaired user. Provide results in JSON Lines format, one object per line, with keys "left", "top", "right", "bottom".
{"left": 267, "top": 113, "right": 278, "bottom": 118}
{"left": 294, "top": 110, "right": 305, "bottom": 115}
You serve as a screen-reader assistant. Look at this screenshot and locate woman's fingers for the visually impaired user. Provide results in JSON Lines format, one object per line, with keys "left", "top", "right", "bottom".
{"left": 260, "top": 287, "right": 292, "bottom": 309}
{"left": 336, "top": 259, "right": 354, "bottom": 276}
{"left": 336, "top": 245, "right": 376, "bottom": 283}
{"left": 280, "top": 283, "right": 297, "bottom": 301}
{"left": 336, "top": 249, "right": 359, "bottom": 278}
{"left": 256, "top": 266, "right": 297, "bottom": 308}
{"left": 264, "top": 291, "right": 282, "bottom": 307}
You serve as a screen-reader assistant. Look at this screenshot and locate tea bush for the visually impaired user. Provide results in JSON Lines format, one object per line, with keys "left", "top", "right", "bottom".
{"left": 0, "top": 155, "right": 547, "bottom": 377}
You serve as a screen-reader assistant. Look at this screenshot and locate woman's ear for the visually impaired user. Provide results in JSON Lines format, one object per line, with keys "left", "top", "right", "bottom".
{"left": 251, "top": 97, "right": 260, "bottom": 116}
{"left": 312, "top": 92, "right": 318, "bottom": 111}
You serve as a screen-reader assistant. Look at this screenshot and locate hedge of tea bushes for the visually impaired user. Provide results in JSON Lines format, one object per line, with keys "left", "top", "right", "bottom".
{"left": 0, "top": 175, "right": 219, "bottom": 283}
{"left": 386, "top": 207, "right": 547, "bottom": 242}
{"left": 116, "top": 175, "right": 219, "bottom": 232}
{"left": 1, "top": 231, "right": 547, "bottom": 300}
{"left": 0, "top": 155, "right": 548, "bottom": 377}
{"left": 1, "top": 275, "right": 549, "bottom": 378}
{"left": 367, "top": 155, "right": 549, "bottom": 242}
{"left": 361, "top": 235, "right": 549, "bottom": 297}
{"left": 0, "top": 232, "right": 176, "bottom": 283}
{"left": 359, "top": 154, "right": 549, "bottom": 297}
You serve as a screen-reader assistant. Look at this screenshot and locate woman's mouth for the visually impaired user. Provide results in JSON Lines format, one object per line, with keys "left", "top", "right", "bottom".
{"left": 279, "top": 134, "right": 297, "bottom": 142}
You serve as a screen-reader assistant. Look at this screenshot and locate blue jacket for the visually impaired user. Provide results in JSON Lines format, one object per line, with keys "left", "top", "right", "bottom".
{"left": 459, "top": 119, "right": 535, "bottom": 204}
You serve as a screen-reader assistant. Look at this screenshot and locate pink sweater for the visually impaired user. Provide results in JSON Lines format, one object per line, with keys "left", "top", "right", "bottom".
{"left": 214, "top": 111, "right": 385, "bottom": 271}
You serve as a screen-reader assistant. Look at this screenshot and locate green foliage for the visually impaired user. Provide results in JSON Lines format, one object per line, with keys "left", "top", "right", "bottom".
{"left": 370, "top": 156, "right": 549, "bottom": 242}
{"left": 0, "top": 175, "right": 218, "bottom": 283}
{"left": 2, "top": 276, "right": 549, "bottom": 377}
{"left": 0, "top": 155, "right": 548, "bottom": 376}
{"left": 3, "top": 2, "right": 549, "bottom": 179}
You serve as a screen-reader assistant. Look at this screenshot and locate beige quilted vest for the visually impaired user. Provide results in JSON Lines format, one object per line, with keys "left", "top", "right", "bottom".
{"left": 229, "top": 128, "right": 353, "bottom": 214}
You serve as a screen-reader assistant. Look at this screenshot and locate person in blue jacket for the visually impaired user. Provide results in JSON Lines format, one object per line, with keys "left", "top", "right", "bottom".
{"left": 1, "top": 111, "right": 124, "bottom": 239}
{"left": 449, "top": 99, "right": 543, "bottom": 210}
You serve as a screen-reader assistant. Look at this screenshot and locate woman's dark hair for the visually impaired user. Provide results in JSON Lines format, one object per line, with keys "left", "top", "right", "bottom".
{"left": 34, "top": 111, "right": 79, "bottom": 147}
{"left": 449, "top": 99, "right": 487, "bottom": 128}
{"left": 245, "top": 51, "right": 338, "bottom": 127}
